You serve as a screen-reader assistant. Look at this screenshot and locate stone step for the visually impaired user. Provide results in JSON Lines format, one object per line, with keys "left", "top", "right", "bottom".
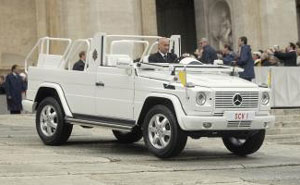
{"left": 267, "top": 128, "right": 300, "bottom": 135}
{"left": 275, "top": 115, "right": 300, "bottom": 122}
{"left": 271, "top": 109, "right": 300, "bottom": 116}
{"left": 274, "top": 121, "right": 300, "bottom": 128}
{"left": 266, "top": 133, "right": 300, "bottom": 139}
{"left": 266, "top": 134, "right": 300, "bottom": 144}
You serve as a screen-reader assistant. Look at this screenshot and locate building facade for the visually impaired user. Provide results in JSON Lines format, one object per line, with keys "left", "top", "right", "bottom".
{"left": 0, "top": 0, "right": 299, "bottom": 72}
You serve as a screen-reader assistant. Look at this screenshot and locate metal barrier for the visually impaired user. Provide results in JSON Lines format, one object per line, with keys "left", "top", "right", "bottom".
{"left": 254, "top": 67, "right": 300, "bottom": 108}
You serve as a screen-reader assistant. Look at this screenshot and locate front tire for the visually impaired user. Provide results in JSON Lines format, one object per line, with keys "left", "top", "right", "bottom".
{"left": 222, "top": 130, "right": 265, "bottom": 156}
{"left": 143, "top": 105, "right": 187, "bottom": 158}
{"left": 36, "top": 97, "right": 73, "bottom": 146}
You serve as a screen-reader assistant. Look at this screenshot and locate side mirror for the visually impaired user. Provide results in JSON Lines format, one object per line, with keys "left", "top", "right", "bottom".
{"left": 116, "top": 56, "right": 133, "bottom": 69}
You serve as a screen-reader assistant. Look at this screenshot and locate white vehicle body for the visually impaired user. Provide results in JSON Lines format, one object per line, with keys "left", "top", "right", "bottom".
{"left": 23, "top": 33, "right": 275, "bottom": 158}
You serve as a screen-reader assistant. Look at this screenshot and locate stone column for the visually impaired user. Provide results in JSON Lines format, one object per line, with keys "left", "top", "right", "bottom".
{"left": 228, "top": 0, "right": 298, "bottom": 51}
{"left": 194, "top": 0, "right": 207, "bottom": 42}
{"left": 35, "top": 0, "right": 48, "bottom": 38}
{"left": 140, "top": 0, "right": 158, "bottom": 36}
{"left": 45, "top": 0, "right": 65, "bottom": 38}
{"left": 0, "top": 0, "right": 38, "bottom": 71}
{"left": 230, "top": 0, "right": 263, "bottom": 50}
{"left": 260, "top": 0, "right": 298, "bottom": 49}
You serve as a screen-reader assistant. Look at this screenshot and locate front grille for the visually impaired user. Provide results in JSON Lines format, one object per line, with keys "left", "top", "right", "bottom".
{"left": 227, "top": 121, "right": 252, "bottom": 128}
{"left": 215, "top": 91, "right": 259, "bottom": 109}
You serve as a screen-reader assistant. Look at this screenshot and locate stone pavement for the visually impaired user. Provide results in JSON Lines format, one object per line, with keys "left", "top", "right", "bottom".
{"left": 0, "top": 95, "right": 8, "bottom": 114}
{"left": 0, "top": 115, "right": 300, "bottom": 185}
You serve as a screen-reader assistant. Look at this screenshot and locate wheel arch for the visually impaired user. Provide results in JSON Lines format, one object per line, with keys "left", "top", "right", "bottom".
{"left": 136, "top": 93, "right": 186, "bottom": 129}
{"left": 34, "top": 83, "right": 72, "bottom": 117}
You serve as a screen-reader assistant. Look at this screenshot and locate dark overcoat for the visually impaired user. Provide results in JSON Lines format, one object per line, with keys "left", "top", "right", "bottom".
{"left": 148, "top": 52, "right": 178, "bottom": 63}
{"left": 199, "top": 45, "right": 218, "bottom": 64}
{"left": 72, "top": 60, "right": 85, "bottom": 71}
{"left": 274, "top": 51, "right": 297, "bottom": 66}
{"left": 237, "top": 45, "right": 255, "bottom": 80}
{"left": 4, "top": 73, "right": 27, "bottom": 111}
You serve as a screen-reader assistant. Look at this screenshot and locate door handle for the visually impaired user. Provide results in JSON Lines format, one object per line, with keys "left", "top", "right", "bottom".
{"left": 95, "top": 82, "right": 105, "bottom": 87}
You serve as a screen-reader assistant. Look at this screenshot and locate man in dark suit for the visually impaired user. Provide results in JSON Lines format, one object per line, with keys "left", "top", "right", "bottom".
{"left": 274, "top": 43, "right": 297, "bottom": 66}
{"left": 149, "top": 37, "right": 177, "bottom": 63}
{"left": 4, "top": 65, "right": 27, "bottom": 114}
{"left": 73, "top": 51, "right": 86, "bottom": 71}
{"left": 198, "top": 38, "right": 218, "bottom": 64}
{"left": 233, "top": 36, "right": 255, "bottom": 81}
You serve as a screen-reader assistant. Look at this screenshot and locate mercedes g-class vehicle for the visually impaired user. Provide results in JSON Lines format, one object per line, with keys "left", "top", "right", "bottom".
{"left": 23, "top": 33, "right": 275, "bottom": 158}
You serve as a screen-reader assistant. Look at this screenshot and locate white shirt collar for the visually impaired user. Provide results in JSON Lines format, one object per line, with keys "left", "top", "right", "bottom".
{"left": 159, "top": 51, "right": 167, "bottom": 58}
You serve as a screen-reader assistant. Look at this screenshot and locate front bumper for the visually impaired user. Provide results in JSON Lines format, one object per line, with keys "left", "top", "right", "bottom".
{"left": 22, "top": 99, "right": 36, "bottom": 113}
{"left": 180, "top": 114, "right": 275, "bottom": 131}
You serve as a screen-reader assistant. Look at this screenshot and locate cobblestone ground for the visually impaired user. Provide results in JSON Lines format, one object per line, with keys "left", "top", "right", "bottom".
{"left": 0, "top": 96, "right": 8, "bottom": 114}
{"left": 0, "top": 115, "right": 299, "bottom": 185}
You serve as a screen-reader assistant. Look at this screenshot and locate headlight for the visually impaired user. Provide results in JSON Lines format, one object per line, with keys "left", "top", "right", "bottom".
{"left": 261, "top": 92, "right": 270, "bottom": 105}
{"left": 196, "top": 92, "right": 206, "bottom": 106}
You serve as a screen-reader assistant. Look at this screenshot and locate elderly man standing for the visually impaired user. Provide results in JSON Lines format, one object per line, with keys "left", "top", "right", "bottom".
{"left": 4, "top": 65, "right": 27, "bottom": 114}
{"left": 233, "top": 36, "right": 255, "bottom": 81}
{"left": 149, "top": 37, "right": 177, "bottom": 63}
{"left": 198, "top": 38, "right": 218, "bottom": 64}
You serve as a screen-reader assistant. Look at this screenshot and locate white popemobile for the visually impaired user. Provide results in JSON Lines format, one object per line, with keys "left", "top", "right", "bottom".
{"left": 23, "top": 33, "right": 275, "bottom": 158}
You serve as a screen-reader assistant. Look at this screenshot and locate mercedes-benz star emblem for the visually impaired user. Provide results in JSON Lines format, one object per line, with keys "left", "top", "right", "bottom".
{"left": 233, "top": 93, "right": 243, "bottom": 106}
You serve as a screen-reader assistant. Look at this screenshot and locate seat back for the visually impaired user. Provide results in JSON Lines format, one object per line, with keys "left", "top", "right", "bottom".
{"left": 105, "top": 54, "right": 132, "bottom": 67}
{"left": 37, "top": 54, "right": 63, "bottom": 69}
{"left": 110, "top": 41, "right": 134, "bottom": 58}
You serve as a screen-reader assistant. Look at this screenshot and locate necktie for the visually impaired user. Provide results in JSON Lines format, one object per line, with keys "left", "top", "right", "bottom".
{"left": 163, "top": 55, "right": 167, "bottom": 62}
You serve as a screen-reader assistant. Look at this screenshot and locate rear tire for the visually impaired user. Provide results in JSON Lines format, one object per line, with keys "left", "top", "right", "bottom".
{"left": 112, "top": 128, "right": 143, "bottom": 143}
{"left": 143, "top": 105, "right": 187, "bottom": 158}
{"left": 36, "top": 97, "right": 73, "bottom": 145}
{"left": 222, "top": 130, "right": 265, "bottom": 156}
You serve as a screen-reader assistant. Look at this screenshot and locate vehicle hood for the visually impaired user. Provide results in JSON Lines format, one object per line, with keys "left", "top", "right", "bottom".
{"left": 186, "top": 73, "right": 258, "bottom": 88}
{"left": 139, "top": 70, "right": 258, "bottom": 88}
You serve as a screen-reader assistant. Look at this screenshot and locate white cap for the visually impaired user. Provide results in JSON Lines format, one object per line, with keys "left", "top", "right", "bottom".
{"left": 20, "top": 72, "right": 26, "bottom": 79}
{"left": 253, "top": 51, "right": 262, "bottom": 57}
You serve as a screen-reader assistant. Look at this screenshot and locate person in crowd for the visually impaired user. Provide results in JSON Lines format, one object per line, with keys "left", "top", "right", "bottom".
{"left": 268, "top": 55, "right": 280, "bottom": 66}
{"left": 0, "top": 75, "right": 5, "bottom": 94}
{"left": 253, "top": 51, "right": 262, "bottom": 66}
{"left": 73, "top": 51, "right": 86, "bottom": 71}
{"left": 198, "top": 38, "right": 218, "bottom": 64}
{"left": 149, "top": 37, "right": 177, "bottom": 63}
{"left": 260, "top": 52, "right": 271, "bottom": 66}
{"left": 273, "top": 42, "right": 297, "bottom": 66}
{"left": 222, "top": 44, "right": 235, "bottom": 65}
{"left": 4, "top": 65, "right": 27, "bottom": 114}
{"left": 232, "top": 36, "right": 255, "bottom": 81}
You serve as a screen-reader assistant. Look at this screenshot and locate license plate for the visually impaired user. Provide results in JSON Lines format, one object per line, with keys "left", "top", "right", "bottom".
{"left": 225, "top": 111, "right": 255, "bottom": 121}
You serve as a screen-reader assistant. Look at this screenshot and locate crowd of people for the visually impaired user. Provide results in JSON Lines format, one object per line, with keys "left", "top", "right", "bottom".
{"left": 194, "top": 38, "right": 299, "bottom": 68}
{"left": 148, "top": 36, "right": 300, "bottom": 81}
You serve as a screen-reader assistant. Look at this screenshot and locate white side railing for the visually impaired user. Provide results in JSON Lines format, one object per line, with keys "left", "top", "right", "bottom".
{"left": 24, "top": 37, "right": 72, "bottom": 73}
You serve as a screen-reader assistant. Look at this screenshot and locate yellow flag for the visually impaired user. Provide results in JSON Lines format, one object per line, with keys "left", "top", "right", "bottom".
{"left": 178, "top": 71, "right": 187, "bottom": 87}
{"left": 267, "top": 70, "right": 272, "bottom": 88}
